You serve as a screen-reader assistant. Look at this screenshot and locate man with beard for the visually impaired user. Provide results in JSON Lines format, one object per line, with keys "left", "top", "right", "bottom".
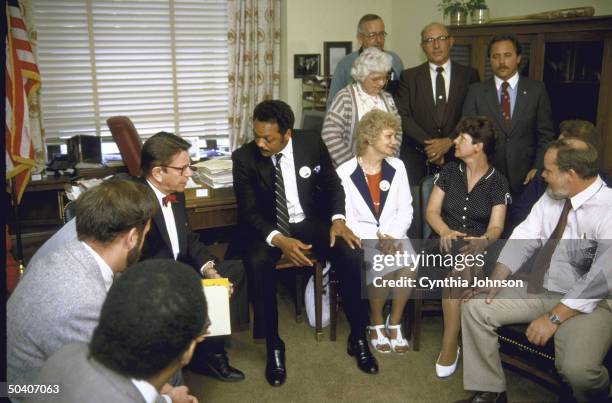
{"left": 139, "top": 132, "right": 246, "bottom": 382}
{"left": 7, "top": 179, "right": 159, "bottom": 392}
{"left": 458, "top": 138, "right": 612, "bottom": 403}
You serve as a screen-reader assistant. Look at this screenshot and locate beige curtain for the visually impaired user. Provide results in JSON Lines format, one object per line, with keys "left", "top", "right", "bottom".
{"left": 227, "top": 0, "right": 281, "bottom": 150}
{"left": 20, "top": 0, "right": 45, "bottom": 171}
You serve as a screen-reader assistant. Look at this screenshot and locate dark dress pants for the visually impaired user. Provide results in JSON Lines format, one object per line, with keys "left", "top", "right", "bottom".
{"left": 243, "top": 218, "right": 369, "bottom": 350}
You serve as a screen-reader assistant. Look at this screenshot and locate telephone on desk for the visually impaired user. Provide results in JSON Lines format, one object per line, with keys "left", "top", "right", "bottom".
{"left": 47, "top": 155, "right": 73, "bottom": 172}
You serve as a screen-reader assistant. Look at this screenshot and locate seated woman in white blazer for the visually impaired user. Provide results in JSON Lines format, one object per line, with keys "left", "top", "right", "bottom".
{"left": 336, "top": 109, "right": 415, "bottom": 354}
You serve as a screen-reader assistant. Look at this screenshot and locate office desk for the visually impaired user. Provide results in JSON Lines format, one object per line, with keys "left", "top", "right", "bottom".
{"left": 184, "top": 185, "right": 237, "bottom": 230}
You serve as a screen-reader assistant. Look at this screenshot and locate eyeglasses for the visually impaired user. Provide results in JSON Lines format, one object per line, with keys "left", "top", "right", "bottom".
{"left": 366, "top": 74, "right": 389, "bottom": 84}
{"left": 422, "top": 35, "right": 449, "bottom": 45}
{"left": 362, "top": 31, "right": 387, "bottom": 39}
{"left": 160, "top": 164, "right": 197, "bottom": 176}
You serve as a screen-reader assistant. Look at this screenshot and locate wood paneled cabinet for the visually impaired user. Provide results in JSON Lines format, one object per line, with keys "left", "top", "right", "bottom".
{"left": 449, "top": 16, "right": 612, "bottom": 173}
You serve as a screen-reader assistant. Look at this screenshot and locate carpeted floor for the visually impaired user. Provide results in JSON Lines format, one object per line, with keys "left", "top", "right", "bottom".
{"left": 184, "top": 286, "right": 557, "bottom": 403}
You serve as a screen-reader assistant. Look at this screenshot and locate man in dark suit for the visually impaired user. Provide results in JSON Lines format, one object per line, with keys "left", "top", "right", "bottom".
{"left": 232, "top": 100, "right": 377, "bottom": 387}
{"left": 397, "top": 22, "right": 479, "bottom": 186}
{"left": 139, "top": 132, "right": 246, "bottom": 382}
{"left": 462, "top": 34, "right": 555, "bottom": 196}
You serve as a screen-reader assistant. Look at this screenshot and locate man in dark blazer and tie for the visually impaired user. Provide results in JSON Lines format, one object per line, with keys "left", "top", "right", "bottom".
{"left": 462, "top": 35, "right": 555, "bottom": 196}
{"left": 397, "top": 22, "right": 479, "bottom": 186}
{"left": 139, "top": 132, "right": 246, "bottom": 383}
{"left": 232, "top": 100, "right": 377, "bottom": 387}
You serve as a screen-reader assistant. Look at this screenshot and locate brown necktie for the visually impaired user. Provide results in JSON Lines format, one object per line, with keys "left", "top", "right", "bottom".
{"left": 528, "top": 199, "right": 572, "bottom": 293}
{"left": 434, "top": 66, "right": 446, "bottom": 125}
{"left": 500, "top": 81, "right": 511, "bottom": 128}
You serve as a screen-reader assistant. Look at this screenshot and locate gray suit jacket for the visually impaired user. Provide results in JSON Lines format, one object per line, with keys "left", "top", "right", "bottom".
{"left": 28, "top": 343, "right": 146, "bottom": 403}
{"left": 7, "top": 240, "right": 108, "bottom": 388}
{"left": 462, "top": 76, "right": 554, "bottom": 193}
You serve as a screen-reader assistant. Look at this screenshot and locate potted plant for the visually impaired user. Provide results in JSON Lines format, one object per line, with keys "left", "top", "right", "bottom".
{"left": 467, "top": 0, "right": 489, "bottom": 24}
{"left": 438, "top": 0, "right": 468, "bottom": 26}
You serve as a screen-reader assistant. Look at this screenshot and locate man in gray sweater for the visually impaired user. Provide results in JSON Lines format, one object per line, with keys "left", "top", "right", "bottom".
{"left": 6, "top": 179, "right": 168, "bottom": 400}
{"left": 29, "top": 259, "right": 210, "bottom": 403}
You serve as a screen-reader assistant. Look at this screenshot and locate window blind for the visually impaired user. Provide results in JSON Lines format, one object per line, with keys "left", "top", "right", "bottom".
{"left": 32, "top": 0, "right": 229, "bottom": 146}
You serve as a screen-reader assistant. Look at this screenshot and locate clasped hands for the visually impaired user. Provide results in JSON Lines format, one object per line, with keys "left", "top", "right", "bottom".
{"left": 375, "top": 230, "right": 400, "bottom": 255}
{"left": 273, "top": 219, "right": 361, "bottom": 267}
{"left": 424, "top": 138, "right": 452, "bottom": 165}
{"left": 439, "top": 229, "right": 488, "bottom": 255}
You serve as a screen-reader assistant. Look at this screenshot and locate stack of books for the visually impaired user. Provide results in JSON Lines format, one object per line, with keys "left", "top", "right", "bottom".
{"left": 193, "top": 157, "right": 233, "bottom": 189}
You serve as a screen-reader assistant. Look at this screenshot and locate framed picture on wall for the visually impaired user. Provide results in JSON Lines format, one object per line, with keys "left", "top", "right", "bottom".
{"left": 294, "top": 54, "right": 321, "bottom": 78}
{"left": 324, "top": 41, "right": 352, "bottom": 76}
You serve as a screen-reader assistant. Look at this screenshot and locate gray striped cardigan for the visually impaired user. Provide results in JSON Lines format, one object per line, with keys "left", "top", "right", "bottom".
{"left": 321, "top": 83, "right": 401, "bottom": 167}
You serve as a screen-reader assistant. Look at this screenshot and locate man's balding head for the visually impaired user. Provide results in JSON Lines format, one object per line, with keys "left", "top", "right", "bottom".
{"left": 548, "top": 138, "right": 599, "bottom": 180}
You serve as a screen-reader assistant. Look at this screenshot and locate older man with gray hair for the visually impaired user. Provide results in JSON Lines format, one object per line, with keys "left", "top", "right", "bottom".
{"left": 326, "top": 13, "right": 403, "bottom": 108}
{"left": 322, "top": 46, "right": 402, "bottom": 167}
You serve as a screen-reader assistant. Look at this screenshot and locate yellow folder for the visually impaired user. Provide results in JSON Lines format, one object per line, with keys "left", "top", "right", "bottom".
{"left": 202, "top": 278, "right": 231, "bottom": 337}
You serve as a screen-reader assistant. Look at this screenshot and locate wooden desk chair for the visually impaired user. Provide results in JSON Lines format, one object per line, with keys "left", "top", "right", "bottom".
{"left": 275, "top": 252, "right": 326, "bottom": 342}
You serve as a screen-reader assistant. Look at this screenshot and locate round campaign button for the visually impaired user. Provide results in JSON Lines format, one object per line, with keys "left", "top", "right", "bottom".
{"left": 299, "top": 166, "right": 311, "bottom": 178}
{"left": 379, "top": 180, "right": 390, "bottom": 191}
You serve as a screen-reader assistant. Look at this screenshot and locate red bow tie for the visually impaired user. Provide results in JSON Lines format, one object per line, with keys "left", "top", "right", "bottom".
{"left": 162, "top": 194, "right": 177, "bottom": 207}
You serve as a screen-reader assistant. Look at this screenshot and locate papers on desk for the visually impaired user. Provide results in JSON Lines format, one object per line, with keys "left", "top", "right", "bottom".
{"left": 202, "top": 278, "right": 232, "bottom": 337}
{"left": 194, "top": 158, "right": 232, "bottom": 174}
{"left": 193, "top": 157, "right": 233, "bottom": 189}
{"left": 65, "top": 177, "right": 109, "bottom": 200}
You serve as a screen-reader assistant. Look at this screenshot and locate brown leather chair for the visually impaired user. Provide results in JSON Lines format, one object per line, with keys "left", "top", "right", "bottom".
{"left": 106, "top": 116, "right": 143, "bottom": 177}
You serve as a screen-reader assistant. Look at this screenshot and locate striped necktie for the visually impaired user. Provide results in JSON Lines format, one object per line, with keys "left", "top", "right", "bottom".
{"left": 274, "top": 153, "right": 291, "bottom": 236}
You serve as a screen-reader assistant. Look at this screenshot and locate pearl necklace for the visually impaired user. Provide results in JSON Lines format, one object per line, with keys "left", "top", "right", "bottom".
{"left": 357, "top": 156, "right": 381, "bottom": 176}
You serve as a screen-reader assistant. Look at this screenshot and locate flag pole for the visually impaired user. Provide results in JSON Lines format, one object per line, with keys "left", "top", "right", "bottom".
{"left": 9, "top": 178, "right": 26, "bottom": 278}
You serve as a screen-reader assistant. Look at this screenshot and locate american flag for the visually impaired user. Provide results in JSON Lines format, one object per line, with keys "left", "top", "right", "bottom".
{"left": 5, "top": 0, "right": 40, "bottom": 203}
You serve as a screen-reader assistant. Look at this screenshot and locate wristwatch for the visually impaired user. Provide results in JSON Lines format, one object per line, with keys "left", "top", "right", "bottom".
{"left": 547, "top": 312, "right": 562, "bottom": 325}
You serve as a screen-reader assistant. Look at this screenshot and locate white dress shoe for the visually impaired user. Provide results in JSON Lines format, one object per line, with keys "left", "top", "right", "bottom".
{"left": 435, "top": 346, "right": 460, "bottom": 378}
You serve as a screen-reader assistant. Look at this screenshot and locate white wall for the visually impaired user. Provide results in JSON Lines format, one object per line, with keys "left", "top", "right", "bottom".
{"left": 392, "top": 0, "right": 612, "bottom": 68}
{"left": 283, "top": 0, "right": 612, "bottom": 124}
{"left": 281, "top": 0, "right": 393, "bottom": 126}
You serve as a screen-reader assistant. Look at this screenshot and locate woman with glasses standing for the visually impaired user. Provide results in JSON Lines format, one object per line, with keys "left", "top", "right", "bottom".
{"left": 322, "top": 47, "right": 402, "bottom": 168}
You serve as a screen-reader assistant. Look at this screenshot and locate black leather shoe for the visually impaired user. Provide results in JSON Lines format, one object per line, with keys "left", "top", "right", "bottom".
{"left": 347, "top": 338, "right": 379, "bottom": 374}
{"left": 265, "top": 348, "right": 286, "bottom": 387}
{"left": 454, "top": 391, "right": 507, "bottom": 403}
{"left": 190, "top": 352, "right": 245, "bottom": 382}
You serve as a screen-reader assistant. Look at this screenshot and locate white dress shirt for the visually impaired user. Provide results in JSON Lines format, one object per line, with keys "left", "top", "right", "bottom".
{"left": 81, "top": 241, "right": 113, "bottom": 291}
{"left": 266, "top": 137, "right": 345, "bottom": 246}
{"left": 428, "top": 59, "right": 451, "bottom": 104}
{"left": 494, "top": 71, "right": 519, "bottom": 117}
{"left": 147, "top": 180, "right": 180, "bottom": 260}
{"left": 498, "top": 177, "right": 612, "bottom": 312}
{"left": 131, "top": 379, "right": 165, "bottom": 403}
